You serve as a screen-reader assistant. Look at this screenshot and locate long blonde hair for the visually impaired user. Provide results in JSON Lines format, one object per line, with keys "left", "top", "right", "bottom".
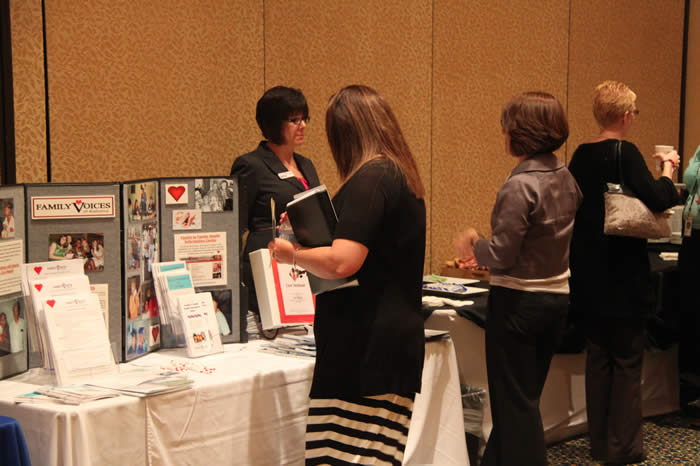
{"left": 325, "top": 85, "right": 424, "bottom": 198}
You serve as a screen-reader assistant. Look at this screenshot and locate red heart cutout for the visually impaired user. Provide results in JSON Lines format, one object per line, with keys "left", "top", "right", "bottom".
{"left": 152, "top": 327, "right": 159, "bottom": 342}
{"left": 76, "top": 200, "right": 82, "bottom": 205}
{"left": 168, "top": 186, "right": 186, "bottom": 201}
{"left": 34, "top": 266, "right": 43, "bottom": 275}
{"left": 46, "top": 299, "right": 56, "bottom": 308}
{"left": 34, "top": 283, "right": 43, "bottom": 291}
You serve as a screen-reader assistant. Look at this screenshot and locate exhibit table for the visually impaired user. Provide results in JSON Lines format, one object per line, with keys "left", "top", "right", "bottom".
{"left": 0, "top": 338, "right": 468, "bottom": 466}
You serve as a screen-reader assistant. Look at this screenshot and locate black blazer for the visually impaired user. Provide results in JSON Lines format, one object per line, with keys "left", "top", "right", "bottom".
{"left": 231, "top": 141, "right": 321, "bottom": 257}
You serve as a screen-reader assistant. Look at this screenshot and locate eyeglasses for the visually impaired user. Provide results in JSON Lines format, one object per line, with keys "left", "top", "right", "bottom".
{"left": 287, "top": 116, "right": 310, "bottom": 126}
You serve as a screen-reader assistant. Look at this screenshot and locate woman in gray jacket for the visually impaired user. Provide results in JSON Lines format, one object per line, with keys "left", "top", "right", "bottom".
{"left": 455, "top": 91, "right": 582, "bottom": 466}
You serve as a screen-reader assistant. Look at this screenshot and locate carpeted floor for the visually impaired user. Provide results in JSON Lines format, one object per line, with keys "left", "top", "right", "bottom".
{"left": 546, "top": 413, "right": 700, "bottom": 465}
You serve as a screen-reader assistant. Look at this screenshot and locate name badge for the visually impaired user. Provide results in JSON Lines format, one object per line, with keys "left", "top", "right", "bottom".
{"left": 278, "top": 171, "right": 295, "bottom": 180}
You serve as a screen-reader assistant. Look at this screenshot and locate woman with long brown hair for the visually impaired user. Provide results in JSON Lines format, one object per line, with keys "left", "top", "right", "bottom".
{"left": 269, "top": 85, "right": 426, "bottom": 464}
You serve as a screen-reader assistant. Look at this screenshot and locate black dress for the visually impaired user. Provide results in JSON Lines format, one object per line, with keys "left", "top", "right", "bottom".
{"left": 310, "top": 159, "right": 426, "bottom": 399}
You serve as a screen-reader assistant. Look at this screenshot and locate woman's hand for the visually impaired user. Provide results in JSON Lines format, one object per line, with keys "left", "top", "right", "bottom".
{"left": 455, "top": 227, "right": 479, "bottom": 262}
{"left": 268, "top": 238, "right": 298, "bottom": 265}
{"left": 653, "top": 149, "right": 680, "bottom": 169}
{"left": 278, "top": 211, "right": 294, "bottom": 235}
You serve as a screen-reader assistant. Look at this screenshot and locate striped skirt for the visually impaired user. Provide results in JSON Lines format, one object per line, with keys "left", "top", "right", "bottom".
{"left": 305, "top": 393, "right": 415, "bottom": 465}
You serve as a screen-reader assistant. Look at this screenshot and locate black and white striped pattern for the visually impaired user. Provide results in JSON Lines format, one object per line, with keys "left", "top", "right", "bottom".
{"left": 305, "top": 393, "right": 414, "bottom": 465}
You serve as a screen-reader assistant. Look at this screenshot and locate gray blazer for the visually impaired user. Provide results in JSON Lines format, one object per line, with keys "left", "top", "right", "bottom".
{"left": 473, "top": 153, "right": 582, "bottom": 280}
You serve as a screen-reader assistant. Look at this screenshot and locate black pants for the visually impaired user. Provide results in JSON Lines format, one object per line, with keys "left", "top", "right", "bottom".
{"left": 481, "top": 286, "right": 568, "bottom": 466}
{"left": 585, "top": 321, "right": 646, "bottom": 462}
{"left": 679, "top": 230, "right": 700, "bottom": 377}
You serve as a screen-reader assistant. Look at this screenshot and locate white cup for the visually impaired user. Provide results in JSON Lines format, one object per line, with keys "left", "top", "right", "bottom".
{"left": 655, "top": 145, "right": 674, "bottom": 171}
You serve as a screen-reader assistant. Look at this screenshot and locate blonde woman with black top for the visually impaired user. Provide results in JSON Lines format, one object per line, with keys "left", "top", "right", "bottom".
{"left": 269, "top": 85, "right": 425, "bottom": 465}
{"left": 568, "top": 81, "right": 680, "bottom": 463}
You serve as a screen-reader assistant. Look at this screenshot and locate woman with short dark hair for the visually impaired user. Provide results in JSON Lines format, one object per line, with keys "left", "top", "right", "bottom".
{"left": 455, "top": 91, "right": 582, "bottom": 466}
{"left": 269, "top": 85, "right": 426, "bottom": 464}
{"left": 231, "top": 86, "right": 321, "bottom": 315}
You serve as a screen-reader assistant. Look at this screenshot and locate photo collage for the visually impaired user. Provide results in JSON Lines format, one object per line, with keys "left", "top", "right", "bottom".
{"left": 124, "top": 181, "right": 160, "bottom": 358}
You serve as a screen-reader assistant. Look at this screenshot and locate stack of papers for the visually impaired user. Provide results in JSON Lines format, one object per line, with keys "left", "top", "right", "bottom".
{"left": 20, "top": 260, "right": 117, "bottom": 385}
{"left": 152, "top": 262, "right": 191, "bottom": 345}
{"left": 259, "top": 334, "right": 316, "bottom": 358}
{"left": 16, "top": 385, "right": 120, "bottom": 405}
{"left": 177, "top": 292, "right": 224, "bottom": 358}
{"left": 86, "top": 369, "right": 194, "bottom": 397}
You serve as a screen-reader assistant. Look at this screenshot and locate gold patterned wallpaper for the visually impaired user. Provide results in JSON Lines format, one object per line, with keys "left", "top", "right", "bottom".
{"left": 10, "top": 0, "right": 46, "bottom": 183}
{"left": 568, "top": 0, "right": 685, "bottom": 179}
{"left": 9, "top": 0, "right": 687, "bottom": 272}
{"left": 43, "top": 0, "right": 264, "bottom": 182}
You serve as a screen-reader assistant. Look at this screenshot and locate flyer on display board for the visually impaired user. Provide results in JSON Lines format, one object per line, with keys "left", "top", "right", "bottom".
{"left": 173, "top": 232, "right": 227, "bottom": 287}
{"left": 121, "top": 179, "right": 161, "bottom": 361}
{"left": 0, "top": 184, "right": 28, "bottom": 381}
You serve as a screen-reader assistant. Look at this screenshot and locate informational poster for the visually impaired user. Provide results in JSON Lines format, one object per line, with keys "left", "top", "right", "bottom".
{"left": 174, "top": 232, "right": 226, "bottom": 287}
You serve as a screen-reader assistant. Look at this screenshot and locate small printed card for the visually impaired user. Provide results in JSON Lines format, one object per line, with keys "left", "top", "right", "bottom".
{"left": 165, "top": 184, "right": 188, "bottom": 205}
{"left": 172, "top": 209, "right": 202, "bottom": 230}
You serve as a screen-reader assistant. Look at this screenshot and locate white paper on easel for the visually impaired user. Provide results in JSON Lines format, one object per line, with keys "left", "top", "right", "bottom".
{"left": 177, "top": 292, "right": 223, "bottom": 358}
{"left": 42, "top": 293, "right": 117, "bottom": 386}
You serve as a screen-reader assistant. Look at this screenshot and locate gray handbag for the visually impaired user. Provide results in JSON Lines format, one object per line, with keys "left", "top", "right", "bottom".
{"left": 603, "top": 141, "right": 671, "bottom": 239}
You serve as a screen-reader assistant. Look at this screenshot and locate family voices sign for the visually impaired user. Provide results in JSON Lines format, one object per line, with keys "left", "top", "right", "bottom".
{"left": 31, "top": 196, "right": 116, "bottom": 220}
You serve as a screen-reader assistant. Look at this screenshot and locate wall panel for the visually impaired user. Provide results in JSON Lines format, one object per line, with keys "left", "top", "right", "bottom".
{"left": 432, "top": 0, "right": 569, "bottom": 271}
{"left": 43, "top": 1, "right": 264, "bottom": 182}
{"left": 264, "top": 0, "right": 433, "bottom": 268}
{"left": 10, "top": 0, "right": 46, "bottom": 183}
{"left": 568, "top": 0, "right": 685, "bottom": 177}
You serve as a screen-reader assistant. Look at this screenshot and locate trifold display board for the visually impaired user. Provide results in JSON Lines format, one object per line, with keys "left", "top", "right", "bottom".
{"left": 25, "top": 183, "right": 122, "bottom": 366}
{"left": 158, "top": 176, "right": 244, "bottom": 348}
{"left": 0, "top": 185, "right": 28, "bottom": 380}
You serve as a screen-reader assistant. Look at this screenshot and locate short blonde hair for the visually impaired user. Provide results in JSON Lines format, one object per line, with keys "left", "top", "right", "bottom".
{"left": 592, "top": 80, "right": 637, "bottom": 128}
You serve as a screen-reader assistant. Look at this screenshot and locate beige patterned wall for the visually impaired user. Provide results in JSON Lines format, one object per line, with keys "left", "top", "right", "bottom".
{"left": 9, "top": 1, "right": 687, "bottom": 272}
{"left": 684, "top": 0, "right": 700, "bottom": 168}
{"left": 431, "top": 0, "right": 570, "bottom": 271}
{"left": 568, "top": 0, "right": 685, "bottom": 177}
{"left": 264, "top": 0, "right": 433, "bottom": 269}
{"left": 10, "top": 0, "right": 46, "bottom": 183}
{"left": 42, "top": 1, "right": 264, "bottom": 182}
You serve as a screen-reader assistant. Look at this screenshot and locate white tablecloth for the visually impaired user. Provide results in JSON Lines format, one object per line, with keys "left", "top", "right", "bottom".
{"left": 0, "top": 338, "right": 468, "bottom": 466}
